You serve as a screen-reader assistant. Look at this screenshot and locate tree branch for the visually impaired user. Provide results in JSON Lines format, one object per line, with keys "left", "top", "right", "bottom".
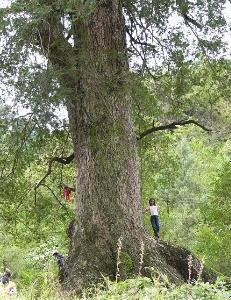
{"left": 137, "top": 119, "right": 212, "bottom": 140}
{"left": 126, "top": 27, "right": 157, "bottom": 52}
{"left": 34, "top": 120, "right": 210, "bottom": 187}
{"left": 182, "top": 13, "right": 203, "bottom": 29}
{"left": 40, "top": 183, "right": 71, "bottom": 216}
{"left": 34, "top": 153, "right": 74, "bottom": 189}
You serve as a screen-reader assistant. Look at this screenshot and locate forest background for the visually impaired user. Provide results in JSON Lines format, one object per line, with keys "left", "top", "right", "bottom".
{"left": 0, "top": 0, "right": 231, "bottom": 298}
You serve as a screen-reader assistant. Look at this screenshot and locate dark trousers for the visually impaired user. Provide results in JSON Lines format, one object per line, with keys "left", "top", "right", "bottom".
{"left": 151, "top": 215, "right": 159, "bottom": 237}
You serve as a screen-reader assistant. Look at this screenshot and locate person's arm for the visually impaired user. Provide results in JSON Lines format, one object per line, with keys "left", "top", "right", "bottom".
{"left": 144, "top": 206, "right": 149, "bottom": 213}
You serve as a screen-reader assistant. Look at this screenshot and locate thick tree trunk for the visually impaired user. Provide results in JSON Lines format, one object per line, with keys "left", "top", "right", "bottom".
{"left": 66, "top": 0, "right": 143, "bottom": 287}
{"left": 36, "top": 0, "right": 216, "bottom": 290}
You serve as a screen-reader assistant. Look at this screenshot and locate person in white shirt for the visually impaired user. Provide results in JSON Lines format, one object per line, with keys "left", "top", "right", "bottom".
{"left": 146, "top": 198, "right": 160, "bottom": 238}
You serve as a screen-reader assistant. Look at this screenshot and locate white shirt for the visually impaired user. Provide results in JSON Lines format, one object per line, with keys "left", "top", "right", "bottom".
{"left": 150, "top": 205, "right": 158, "bottom": 216}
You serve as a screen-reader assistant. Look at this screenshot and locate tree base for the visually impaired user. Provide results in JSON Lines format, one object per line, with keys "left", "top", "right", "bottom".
{"left": 64, "top": 230, "right": 216, "bottom": 292}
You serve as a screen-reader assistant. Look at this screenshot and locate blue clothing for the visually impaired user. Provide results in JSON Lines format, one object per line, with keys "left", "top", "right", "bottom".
{"left": 53, "top": 253, "right": 66, "bottom": 282}
{"left": 0, "top": 275, "right": 9, "bottom": 285}
{"left": 151, "top": 215, "right": 159, "bottom": 237}
{"left": 54, "top": 254, "right": 65, "bottom": 271}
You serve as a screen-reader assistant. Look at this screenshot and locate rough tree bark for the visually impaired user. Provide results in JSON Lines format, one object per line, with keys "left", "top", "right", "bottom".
{"left": 37, "top": 0, "right": 215, "bottom": 290}
{"left": 66, "top": 0, "right": 144, "bottom": 286}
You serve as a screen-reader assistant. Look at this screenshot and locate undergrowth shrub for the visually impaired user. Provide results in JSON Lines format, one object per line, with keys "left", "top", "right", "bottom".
{"left": 0, "top": 276, "right": 229, "bottom": 300}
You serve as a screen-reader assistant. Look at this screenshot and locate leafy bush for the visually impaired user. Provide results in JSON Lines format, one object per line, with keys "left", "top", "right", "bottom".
{"left": 1, "top": 276, "right": 230, "bottom": 300}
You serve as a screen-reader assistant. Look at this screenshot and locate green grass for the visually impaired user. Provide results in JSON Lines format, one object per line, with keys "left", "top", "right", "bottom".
{"left": 1, "top": 275, "right": 230, "bottom": 300}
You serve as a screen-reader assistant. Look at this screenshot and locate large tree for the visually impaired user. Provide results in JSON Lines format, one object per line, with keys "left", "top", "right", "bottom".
{"left": 0, "top": 0, "right": 228, "bottom": 289}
